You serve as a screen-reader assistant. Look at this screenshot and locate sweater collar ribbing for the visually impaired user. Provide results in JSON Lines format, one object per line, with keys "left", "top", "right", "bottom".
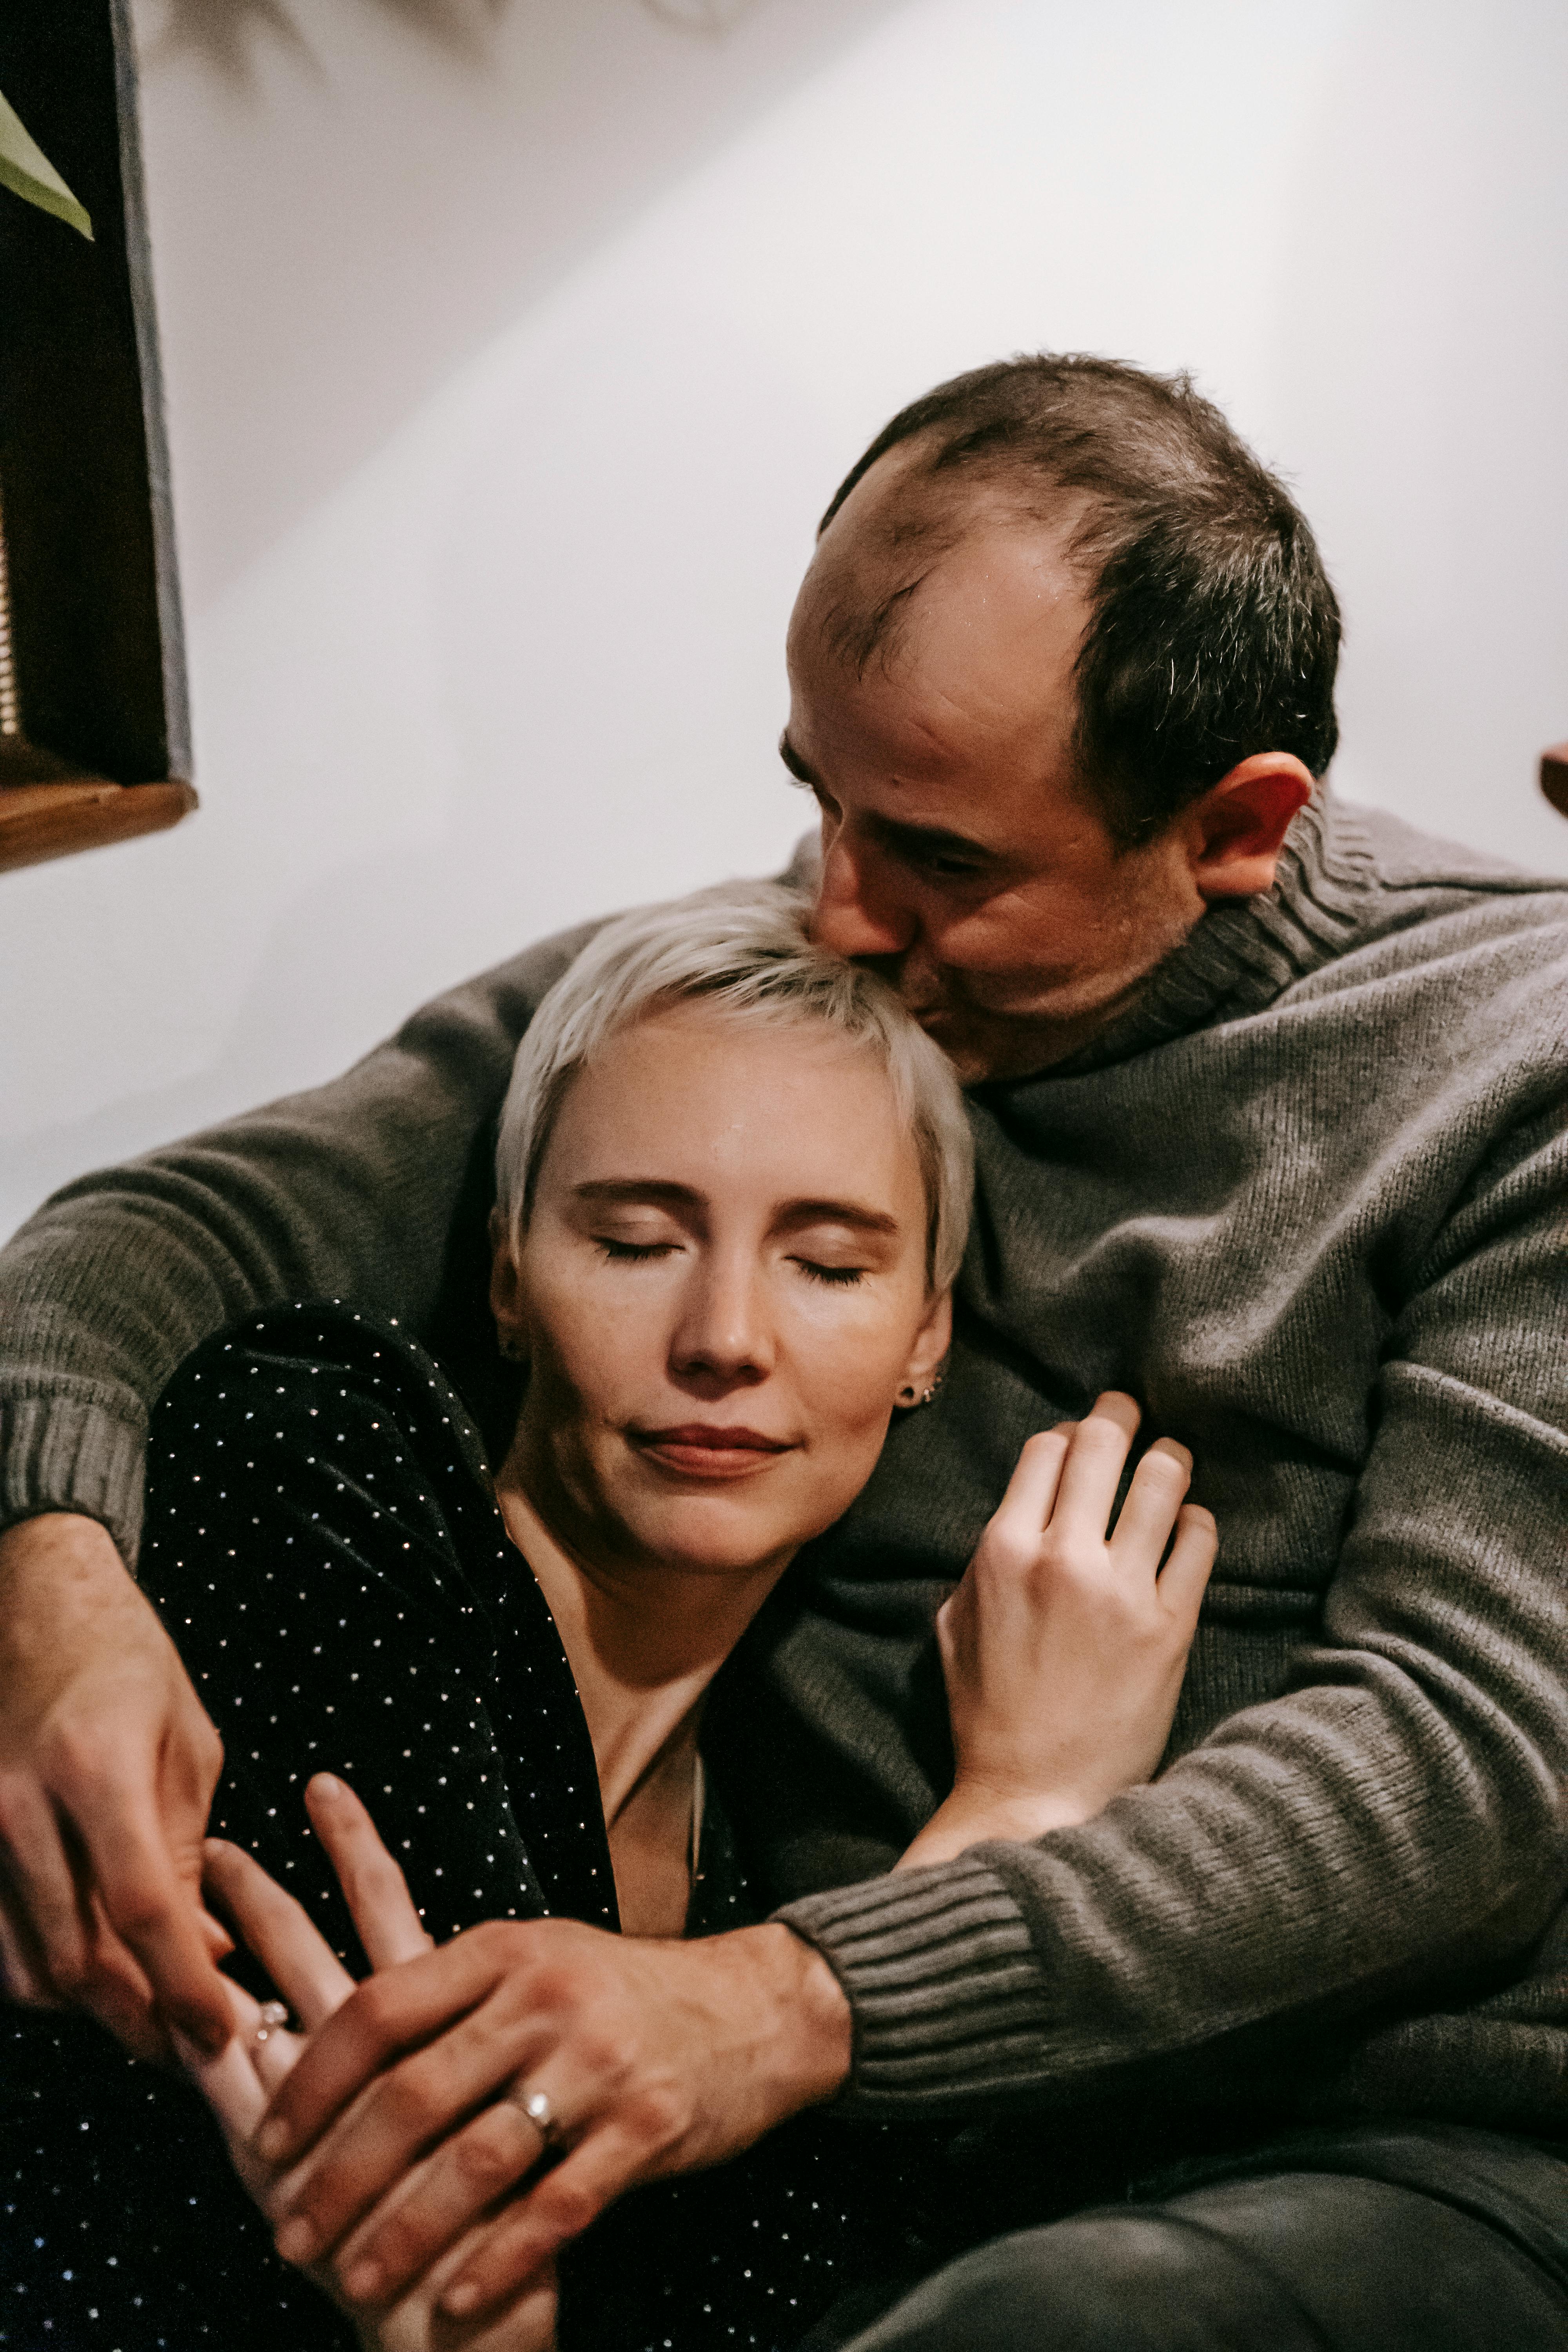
{"left": 986, "top": 787, "right": 1379, "bottom": 1088}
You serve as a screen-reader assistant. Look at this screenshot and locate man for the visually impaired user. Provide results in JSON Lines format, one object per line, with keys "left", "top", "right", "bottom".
{"left": 3, "top": 355, "right": 1566, "bottom": 2347}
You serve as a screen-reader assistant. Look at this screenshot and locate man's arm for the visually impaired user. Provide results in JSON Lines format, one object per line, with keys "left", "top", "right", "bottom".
{"left": 0, "top": 920, "right": 595, "bottom": 2045}
{"left": 777, "top": 1092, "right": 1568, "bottom": 2114}
{"left": 1, "top": 920, "right": 596, "bottom": 1566}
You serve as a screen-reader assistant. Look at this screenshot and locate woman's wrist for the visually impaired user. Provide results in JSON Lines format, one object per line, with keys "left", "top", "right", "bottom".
{"left": 895, "top": 1779, "right": 1096, "bottom": 1869}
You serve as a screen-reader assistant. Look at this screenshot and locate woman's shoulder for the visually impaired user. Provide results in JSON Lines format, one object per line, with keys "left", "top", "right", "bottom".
{"left": 154, "top": 1300, "right": 494, "bottom": 1494}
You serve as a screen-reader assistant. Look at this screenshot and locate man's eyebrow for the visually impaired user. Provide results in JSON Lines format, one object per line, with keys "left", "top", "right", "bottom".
{"left": 778, "top": 735, "right": 996, "bottom": 865}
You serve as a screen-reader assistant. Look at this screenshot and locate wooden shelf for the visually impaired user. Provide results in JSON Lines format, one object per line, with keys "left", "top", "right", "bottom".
{"left": 1542, "top": 742, "right": 1568, "bottom": 820}
{"left": 0, "top": 776, "right": 196, "bottom": 874}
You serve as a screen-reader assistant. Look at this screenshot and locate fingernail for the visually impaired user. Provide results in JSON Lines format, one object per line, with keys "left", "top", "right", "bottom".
{"left": 441, "top": 2281, "right": 480, "bottom": 2316}
{"left": 275, "top": 2217, "right": 317, "bottom": 2265}
{"left": 255, "top": 2118, "right": 290, "bottom": 2164}
{"left": 312, "top": 1773, "right": 344, "bottom": 1797}
{"left": 342, "top": 2260, "right": 381, "bottom": 2301}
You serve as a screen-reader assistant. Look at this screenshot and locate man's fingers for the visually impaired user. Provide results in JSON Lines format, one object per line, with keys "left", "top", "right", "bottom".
{"left": 270, "top": 1982, "right": 552, "bottom": 2262}
{"left": 439, "top": 2127, "right": 653, "bottom": 2320}
{"left": 256, "top": 1931, "right": 512, "bottom": 2169}
{"left": 0, "top": 1875, "right": 55, "bottom": 2006}
{"left": 203, "top": 1837, "right": 356, "bottom": 2032}
{"left": 1156, "top": 1504, "right": 1218, "bottom": 1635}
{"left": 79, "top": 1800, "right": 234, "bottom": 2054}
{"left": 304, "top": 1774, "right": 433, "bottom": 1969}
{"left": 331, "top": 2092, "right": 556, "bottom": 2306}
{"left": 1108, "top": 1438, "right": 1194, "bottom": 1570}
{"left": 0, "top": 1772, "right": 92, "bottom": 1996}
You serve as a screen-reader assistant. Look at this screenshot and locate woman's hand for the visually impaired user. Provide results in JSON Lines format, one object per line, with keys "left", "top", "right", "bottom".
{"left": 900, "top": 1393, "right": 1216, "bottom": 1869}
{"left": 176, "top": 1775, "right": 559, "bottom": 2352}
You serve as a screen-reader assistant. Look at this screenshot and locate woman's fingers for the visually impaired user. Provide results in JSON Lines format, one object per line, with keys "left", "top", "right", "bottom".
{"left": 203, "top": 1837, "right": 356, "bottom": 2032}
{"left": 305, "top": 1775, "right": 433, "bottom": 1971}
{"left": 987, "top": 1426, "right": 1072, "bottom": 1543}
{"left": 1156, "top": 1504, "right": 1218, "bottom": 1635}
{"left": 1108, "top": 1437, "right": 1194, "bottom": 1570}
{"left": 173, "top": 1977, "right": 269, "bottom": 2141}
{"left": 1048, "top": 1392, "right": 1142, "bottom": 1540}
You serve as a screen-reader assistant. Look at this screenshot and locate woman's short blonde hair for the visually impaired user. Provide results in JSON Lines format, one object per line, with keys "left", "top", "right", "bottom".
{"left": 494, "top": 881, "right": 974, "bottom": 1292}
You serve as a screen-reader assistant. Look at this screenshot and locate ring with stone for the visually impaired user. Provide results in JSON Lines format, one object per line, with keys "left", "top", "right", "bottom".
{"left": 253, "top": 2000, "right": 291, "bottom": 2045}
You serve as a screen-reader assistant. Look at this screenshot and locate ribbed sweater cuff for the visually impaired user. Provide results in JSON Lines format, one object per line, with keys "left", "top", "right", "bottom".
{"left": 777, "top": 1855, "right": 1052, "bottom": 2112}
{"left": 0, "top": 1392, "right": 146, "bottom": 1566}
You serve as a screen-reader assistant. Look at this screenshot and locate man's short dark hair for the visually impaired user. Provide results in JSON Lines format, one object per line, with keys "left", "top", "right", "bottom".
{"left": 818, "top": 354, "right": 1341, "bottom": 844}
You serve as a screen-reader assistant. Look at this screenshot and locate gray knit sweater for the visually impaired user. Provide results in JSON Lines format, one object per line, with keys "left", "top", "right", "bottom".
{"left": 4, "top": 795, "right": 1566, "bottom": 2140}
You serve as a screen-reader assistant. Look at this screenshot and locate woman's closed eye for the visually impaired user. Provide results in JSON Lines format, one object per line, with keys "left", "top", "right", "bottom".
{"left": 794, "top": 1258, "right": 868, "bottom": 1289}
{"left": 597, "top": 1234, "right": 682, "bottom": 1264}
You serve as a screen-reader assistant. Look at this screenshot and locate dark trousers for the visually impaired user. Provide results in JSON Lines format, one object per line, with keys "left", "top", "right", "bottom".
{"left": 803, "top": 2120, "right": 1568, "bottom": 2349}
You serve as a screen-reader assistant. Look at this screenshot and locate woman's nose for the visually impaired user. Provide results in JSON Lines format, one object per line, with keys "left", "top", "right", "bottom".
{"left": 809, "top": 826, "right": 918, "bottom": 961}
{"left": 670, "top": 1256, "right": 773, "bottom": 1387}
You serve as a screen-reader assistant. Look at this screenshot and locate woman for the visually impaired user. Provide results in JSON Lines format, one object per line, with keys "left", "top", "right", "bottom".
{"left": 5, "top": 885, "right": 1213, "bottom": 2350}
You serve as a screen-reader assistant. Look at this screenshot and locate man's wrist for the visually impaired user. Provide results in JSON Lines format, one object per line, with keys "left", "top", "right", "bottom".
{"left": 734, "top": 1920, "right": 853, "bottom": 2109}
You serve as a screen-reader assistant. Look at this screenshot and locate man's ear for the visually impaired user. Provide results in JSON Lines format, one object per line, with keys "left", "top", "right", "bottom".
{"left": 900, "top": 1286, "right": 953, "bottom": 1401}
{"left": 1183, "top": 754, "right": 1315, "bottom": 904}
{"left": 489, "top": 1213, "right": 528, "bottom": 1360}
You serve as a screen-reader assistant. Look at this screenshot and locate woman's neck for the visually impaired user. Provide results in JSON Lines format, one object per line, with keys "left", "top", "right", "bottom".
{"left": 491, "top": 1467, "right": 789, "bottom": 1833}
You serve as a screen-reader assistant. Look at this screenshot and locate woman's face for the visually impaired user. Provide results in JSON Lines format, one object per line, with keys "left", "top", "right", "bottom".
{"left": 492, "top": 1004, "right": 951, "bottom": 1583}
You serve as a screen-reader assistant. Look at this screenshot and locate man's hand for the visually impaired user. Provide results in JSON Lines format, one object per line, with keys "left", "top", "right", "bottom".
{"left": 256, "top": 1915, "right": 852, "bottom": 2321}
{"left": 0, "top": 1512, "right": 230, "bottom": 2058}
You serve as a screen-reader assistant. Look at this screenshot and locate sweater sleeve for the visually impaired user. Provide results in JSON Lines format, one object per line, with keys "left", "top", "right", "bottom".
{"left": 0, "top": 920, "right": 599, "bottom": 1566}
{"left": 778, "top": 1093, "right": 1568, "bottom": 2114}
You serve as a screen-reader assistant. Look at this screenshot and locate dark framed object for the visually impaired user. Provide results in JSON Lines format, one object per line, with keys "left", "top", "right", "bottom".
{"left": 0, "top": 0, "right": 194, "bottom": 875}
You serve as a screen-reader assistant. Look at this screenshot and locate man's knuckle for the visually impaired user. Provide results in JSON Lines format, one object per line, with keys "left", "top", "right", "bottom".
{"left": 541, "top": 2175, "right": 601, "bottom": 2239}
{"left": 381, "top": 2065, "right": 440, "bottom": 2139}
{"left": 629, "top": 2083, "right": 686, "bottom": 2151}
{"left": 105, "top": 1889, "right": 169, "bottom": 1944}
{"left": 455, "top": 2118, "right": 518, "bottom": 2196}
{"left": 577, "top": 2027, "right": 635, "bottom": 2085}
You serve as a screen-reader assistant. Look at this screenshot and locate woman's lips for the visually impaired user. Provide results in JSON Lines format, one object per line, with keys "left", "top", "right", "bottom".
{"left": 631, "top": 1424, "right": 796, "bottom": 1480}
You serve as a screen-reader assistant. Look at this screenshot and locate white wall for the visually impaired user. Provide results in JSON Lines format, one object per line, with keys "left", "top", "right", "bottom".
{"left": 5, "top": 0, "right": 1566, "bottom": 1241}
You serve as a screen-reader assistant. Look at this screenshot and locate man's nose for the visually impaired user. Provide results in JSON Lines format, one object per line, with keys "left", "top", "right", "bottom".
{"left": 809, "top": 826, "right": 918, "bottom": 961}
{"left": 671, "top": 1252, "right": 773, "bottom": 1387}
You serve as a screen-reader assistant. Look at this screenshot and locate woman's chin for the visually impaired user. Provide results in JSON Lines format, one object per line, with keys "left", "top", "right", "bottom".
{"left": 615, "top": 1493, "right": 814, "bottom": 1580}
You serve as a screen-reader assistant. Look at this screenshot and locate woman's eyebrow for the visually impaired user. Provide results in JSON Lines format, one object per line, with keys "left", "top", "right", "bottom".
{"left": 572, "top": 1180, "right": 703, "bottom": 1208}
{"left": 777, "top": 1199, "right": 901, "bottom": 1239}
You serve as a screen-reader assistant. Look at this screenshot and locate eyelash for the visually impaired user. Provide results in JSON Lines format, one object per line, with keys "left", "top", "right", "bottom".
{"left": 597, "top": 1239, "right": 866, "bottom": 1288}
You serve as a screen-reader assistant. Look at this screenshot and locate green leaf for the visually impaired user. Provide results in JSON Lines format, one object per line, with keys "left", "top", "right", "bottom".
{"left": 0, "top": 85, "right": 93, "bottom": 241}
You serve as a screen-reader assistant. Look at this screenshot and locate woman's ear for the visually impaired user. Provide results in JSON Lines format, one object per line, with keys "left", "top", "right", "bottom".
{"left": 898, "top": 1286, "right": 953, "bottom": 1405}
{"left": 489, "top": 1216, "right": 528, "bottom": 1365}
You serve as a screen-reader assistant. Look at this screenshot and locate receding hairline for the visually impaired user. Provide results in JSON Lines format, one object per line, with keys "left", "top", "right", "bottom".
{"left": 799, "top": 440, "right": 1100, "bottom": 681}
